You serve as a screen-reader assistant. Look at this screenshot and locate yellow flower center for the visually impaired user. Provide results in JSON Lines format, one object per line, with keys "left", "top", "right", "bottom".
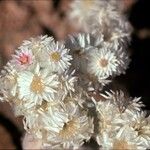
{"left": 59, "top": 119, "right": 79, "bottom": 140}
{"left": 112, "top": 139, "right": 136, "bottom": 150}
{"left": 30, "top": 75, "right": 44, "bottom": 94}
{"left": 50, "top": 52, "right": 61, "bottom": 62}
{"left": 99, "top": 58, "right": 108, "bottom": 68}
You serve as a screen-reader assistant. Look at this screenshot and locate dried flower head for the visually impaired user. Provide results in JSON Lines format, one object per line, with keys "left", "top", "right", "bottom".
{"left": 43, "top": 102, "right": 94, "bottom": 149}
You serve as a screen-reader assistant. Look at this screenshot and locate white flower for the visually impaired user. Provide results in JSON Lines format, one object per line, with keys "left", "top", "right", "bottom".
{"left": 113, "top": 126, "right": 149, "bottom": 150}
{"left": 22, "top": 100, "right": 67, "bottom": 139}
{"left": 42, "top": 41, "right": 72, "bottom": 73}
{"left": 23, "top": 109, "right": 39, "bottom": 131}
{"left": 21, "top": 35, "right": 54, "bottom": 56}
{"left": 39, "top": 105, "right": 69, "bottom": 133}
{"left": 95, "top": 90, "right": 150, "bottom": 150}
{"left": 68, "top": 0, "right": 107, "bottom": 30}
{"left": 23, "top": 111, "right": 45, "bottom": 139}
{"left": 101, "top": 90, "right": 144, "bottom": 113}
{"left": 127, "top": 111, "right": 150, "bottom": 148}
{"left": 65, "top": 33, "right": 102, "bottom": 74}
{"left": 92, "top": 28, "right": 131, "bottom": 52}
{"left": 116, "top": 48, "right": 131, "bottom": 75}
{"left": 43, "top": 102, "right": 94, "bottom": 149}
{"left": 69, "top": 0, "right": 132, "bottom": 36}
{"left": 62, "top": 90, "right": 87, "bottom": 108}
{"left": 97, "top": 125, "right": 148, "bottom": 150}
{"left": 85, "top": 1, "right": 123, "bottom": 32}
{"left": 68, "top": 0, "right": 132, "bottom": 63}
{"left": 65, "top": 33, "right": 114, "bottom": 89}
{"left": 59, "top": 70, "right": 77, "bottom": 97}
{"left": 17, "top": 64, "right": 59, "bottom": 106}
{"left": 11, "top": 48, "right": 35, "bottom": 71}
{"left": 95, "top": 100, "right": 121, "bottom": 138}
{"left": 88, "top": 1, "right": 131, "bottom": 33}
{"left": 88, "top": 48, "right": 119, "bottom": 79}
{"left": 1, "top": 63, "right": 19, "bottom": 97}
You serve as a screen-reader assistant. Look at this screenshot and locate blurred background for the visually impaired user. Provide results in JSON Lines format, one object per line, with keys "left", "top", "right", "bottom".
{"left": 0, "top": 0, "right": 149, "bottom": 149}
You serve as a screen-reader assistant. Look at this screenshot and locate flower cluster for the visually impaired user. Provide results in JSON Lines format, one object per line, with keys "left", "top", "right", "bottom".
{"left": 0, "top": 0, "right": 149, "bottom": 150}
{"left": 94, "top": 91, "right": 150, "bottom": 149}
{"left": 0, "top": 35, "right": 93, "bottom": 149}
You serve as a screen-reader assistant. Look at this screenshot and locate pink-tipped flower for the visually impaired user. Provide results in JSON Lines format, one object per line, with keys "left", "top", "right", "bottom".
{"left": 12, "top": 49, "right": 34, "bottom": 70}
